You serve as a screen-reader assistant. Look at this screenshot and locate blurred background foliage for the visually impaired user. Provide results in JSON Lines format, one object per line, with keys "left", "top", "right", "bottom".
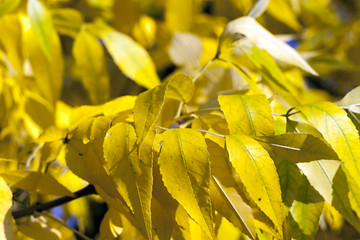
{"left": 0, "top": 0, "right": 360, "bottom": 238}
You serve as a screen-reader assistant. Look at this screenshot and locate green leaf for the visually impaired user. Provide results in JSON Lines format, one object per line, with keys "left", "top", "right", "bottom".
{"left": 103, "top": 123, "right": 153, "bottom": 240}
{"left": 73, "top": 29, "right": 109, "bottom": 104}
{"left": 297, "top": 102, "right": 360, "bottom": 217}
{"left": 256, "top": 133, "right": 339, "bottom": 163}
{"left": 27, "top": 0, "right": 54, "bottom": 60}
{"left": 218, "top": 94, "right": 274, "bottom": 136}
{"left": 134, "top": 85, "right": 166, "bottom": 145}
{"left": 289, "top": 176, "right": 324, "bottom": 240}
{"left": 93, "top": 22, "right": 160, "bottom": 89}
{"left": 165, "top": 74, "right": 195, "bottom": 103}
{"left": 0, "top": 176, "right": 13, "bottom": 239}
{"left": 226, "top": 134, "right": 283, "bottom": 234}
{"left": 218, "top": 16, "right": 317, "bottom": 75}
{"left": 275, "top": 158, "right": 302, "bottom": 208}
{"left": 0, "top": 170, "right": 73, "bottom": 196}
{"left": 158, "top": 129, "right": 214, "bottom": 238}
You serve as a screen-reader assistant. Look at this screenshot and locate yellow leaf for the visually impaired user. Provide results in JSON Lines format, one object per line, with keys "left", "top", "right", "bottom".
{"left": 25, "top": 93, "right": 54, "bottom": 130}
{"left": 51, "top": 8, "right": 83, "bottom": 38}
{"left": 103, "top": 95, "right": 137, "bottom": 116}
{"left": 151, "top": 197, "right": 174, "bottom": 240}
{"left": 73, "top": 29, "right": 109, "bottom": 104}
{"left": 256, "top": 133, "right": 339, "bottom": 163}
{"left": 103, "top": 123, "right": 152, "bottom": 239}
{"left": 99, "top": 209, "right": 123, "bottom": 240}
{"left": 71, "top": 116, "right": 111, "bottom": 144}
{"left": 0, "top": 15, "right": 23, "bottom": 75}
{"left": 297, "top": 160, "right": 340, "bottom": 204}
{"left": 226, "top": 134, "right": 283, "bottom": 234}
{"left": 165, "top": 74, "right": 195, "bottom": 103}
{"left": 165, "top": 0, "right": 195, "bottom": 32}
{"left": 23, "top": 17, "right": 63, "bottom": 104}
{"left": 69, "top": 104, "right": 103, "bottom": 127}
{"left": 217, "top": 217, "right": 248, "bottom": 240}
{"left": 297, "top": 102, "right": 360, "bottom": 217}
{"left": 0, "top": 176, "right": 13, "bottom": 240}
{"left": 219, "top": 94, "right": 274, "bottom": 136}
{"left": 134, "top": 84, "right": 166, "bottom": 145}
{"left": 16, "top": 220, "right": 59, "bottom": 240}
{"left": 218, "top": 16, "right": 317, "bottom": 75}
{"left": 94, "top": 22, "right": 160, "bottom": 89}
{"left": 0, "top": 170, "right": 73, "bottom": 196}
{"left": 210, "top": 177, "right": 255, "bottom": 239}
{"left": 267, "top": 0, "right": 301, "bottom": 31}
{"left": 158, "top": 129, "right": 214, "bottom": 238}
{"left": 27, "top": 0, "right": 54, "bottom": 60}
{"left": 0, "top": 0, "right": 21, "bottom": 17}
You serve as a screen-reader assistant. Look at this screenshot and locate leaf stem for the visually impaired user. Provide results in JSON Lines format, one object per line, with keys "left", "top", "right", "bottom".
{"left": 12, "top": 184, "right": 96, "bottom": 219}
{"left": 165, "top": 108, "right": 221, "bottom": 128}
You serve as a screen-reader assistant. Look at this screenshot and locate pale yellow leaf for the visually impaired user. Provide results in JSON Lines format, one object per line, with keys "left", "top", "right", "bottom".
{"left": 158, "top": 129, "right": 214, "bottom": 238}
{"left": 73, "top": 29, "right": 109, "bottom": 104}
{"left": 226, "top": 134, "right": 283, "bottom": 234}
{"left": 218, "top": 16, "right": 317, "bottom": 75}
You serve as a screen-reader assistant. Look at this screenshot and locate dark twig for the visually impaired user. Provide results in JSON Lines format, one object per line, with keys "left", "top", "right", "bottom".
{"left": 12, "top": 184, "right": 96, "bottom": 219}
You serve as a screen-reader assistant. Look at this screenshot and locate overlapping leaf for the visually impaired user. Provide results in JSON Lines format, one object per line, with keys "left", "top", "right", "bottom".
{"left": 158, "top": 129, "right": 214, "bottom": 238}
{"left": 256, "top": 133, "right": 339, "bottom": 163}
{"left": 226, "top": 134, "right": 283, "bottom": 234}
{"left": 297, "top": 102, "right": 360, "bottom": 217}
{"left": 217, "top": 16, "right": 317, "bottom": 75}
{"left": 103, "top": 123, "right": 153, "bottom": 239}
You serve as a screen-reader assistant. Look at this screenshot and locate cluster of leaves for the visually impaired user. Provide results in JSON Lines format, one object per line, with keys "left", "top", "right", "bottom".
{"left": 1, "top": 0, "right": 360, "bottom": 239}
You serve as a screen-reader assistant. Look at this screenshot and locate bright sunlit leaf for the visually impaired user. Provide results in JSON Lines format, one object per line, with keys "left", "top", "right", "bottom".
{"left": 158, "top": 128, "right": 214, "bottom": 238}
{"left": 297, "top": 102, "right": 360, "bottom": 217}
{"left": 218, "top": 16, "right": 317, "bottom": 75}
{"left": 219, "top": 94, "right": 274, "bottom": 136}
{"left": 27, "top": 0, "right": 54, "bottom": 59}
{"left": 226, "top": 134, "right": 283, "bottom": 234}
{"left": 94, "top": 22, "right": 160, "bottom": 89}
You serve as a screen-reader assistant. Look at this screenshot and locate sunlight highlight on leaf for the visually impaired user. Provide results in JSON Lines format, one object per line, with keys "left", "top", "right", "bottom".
{"left": 218, "top": 16, "right": 317, "bottom": 75}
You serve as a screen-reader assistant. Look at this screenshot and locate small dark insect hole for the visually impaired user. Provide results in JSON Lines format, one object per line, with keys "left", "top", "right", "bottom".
{"left": 258, "top": 198, "right": 261, "bottom": 201}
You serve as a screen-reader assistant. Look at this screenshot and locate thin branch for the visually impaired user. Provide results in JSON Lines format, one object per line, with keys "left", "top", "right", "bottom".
{"left": 12, "top": 185, "right": 97, "bottom": 219}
